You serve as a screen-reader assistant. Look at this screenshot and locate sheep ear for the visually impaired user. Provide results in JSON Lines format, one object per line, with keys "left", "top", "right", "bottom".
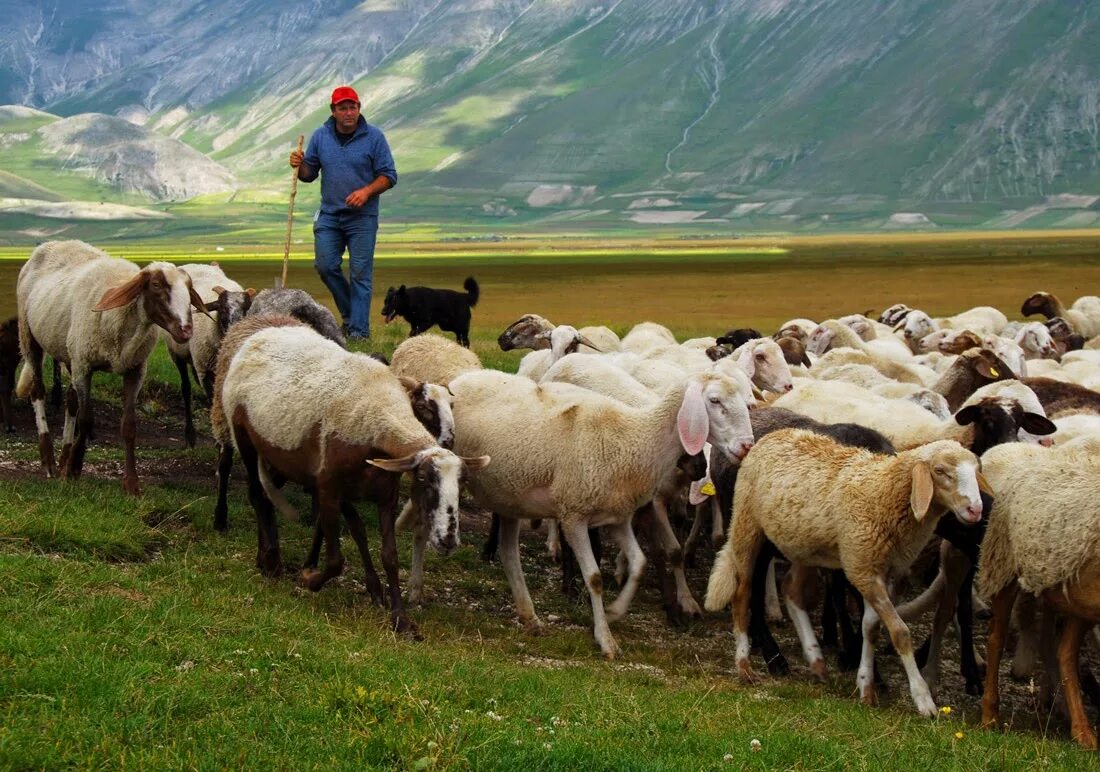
{"left": 189, "top": 286, "right": 215, "bottom": 321}
{"left": 677, "top": 380, "right": 709, "bottom": 455}
{"left": 976, "top": 470, "right": 994, "bottom": 497}
{"left": 736, "top": 344, "right": 756, "bottom": 377}
{"left": 461, "top": 454, "right": 491, "bottom": 471}
{"left": 1021, "top": 412, "right": 1057, "bottom": 436}
{"left": 367, "top": 452, "right": 421, "bottom": 472}
{"left": 211, "top": 285, "right": 226, "bottom": 297}
{"left": 94, "top": 273, "right": 146, "bottom": 311}
{"left": 397, "top": 376, "right": 421, "bottom": 396}
{"left": 910, "top": 462, "right": 934, "bottom": 521}
{"left": 576, "top": 334, "right": 601, "bottom": 352}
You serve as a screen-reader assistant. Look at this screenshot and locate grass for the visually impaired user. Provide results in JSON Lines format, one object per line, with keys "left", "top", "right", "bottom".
{"left": 3, "top": 238, "right": 1100, "bottom": 767}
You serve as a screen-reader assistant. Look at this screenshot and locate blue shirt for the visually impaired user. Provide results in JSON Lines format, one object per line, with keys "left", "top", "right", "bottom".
{"left": 301, "top": 116, "right": 397, "bottom": 217}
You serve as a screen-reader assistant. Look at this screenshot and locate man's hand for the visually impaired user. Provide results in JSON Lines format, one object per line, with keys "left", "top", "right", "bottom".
{"left": 289, "top": 150, "right": 304, "bottom": 168}
{"left": 345, "top": 187, "right": 371, "bottom": 208}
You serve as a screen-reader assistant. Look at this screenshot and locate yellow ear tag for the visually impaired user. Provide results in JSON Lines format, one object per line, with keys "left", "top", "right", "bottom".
{"left": 700, "top": 481, "right": 716, "bottom": 496}
{"left": 989, "top": 367, "right": 999, "bottom": 377}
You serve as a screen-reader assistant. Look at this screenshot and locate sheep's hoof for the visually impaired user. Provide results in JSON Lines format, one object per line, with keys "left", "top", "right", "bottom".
{"left": 393, "top": 616, "right": 422, "bottom": 641}
{"left": 598, "top": 637, "right": 622, "bottom": 660}
{"left": 979, "top": 710, "right": 999, "bottom": 730}
{"left": 860, "top": 686, "right": 878, "bottom": 707}
{"left": 810, "top": 659, "right": 828, "bottom": 683}
{"left": 764, "top": 653, "right": 790, "bottom": 677}
{"left": 122, "top": 477, "right": 142, "bottom": 497}
{"left": 185, "top": 427, "right": 197, "bottom": 448}
{"left": 737, "top": 659, "right": 760, "bottom": 684}
{"left": 256, "top": 553, "right": 283, "bottom": 577}
{"left": 521, "top": 616, "right": 544, "bottom": 635}
{"left": 300, "top": 568, "right": 328, "bottom": 592}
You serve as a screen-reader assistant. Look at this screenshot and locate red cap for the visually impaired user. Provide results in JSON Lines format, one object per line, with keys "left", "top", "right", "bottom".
{"left": 330, "top": 86, "right": 359, "bottom": 106}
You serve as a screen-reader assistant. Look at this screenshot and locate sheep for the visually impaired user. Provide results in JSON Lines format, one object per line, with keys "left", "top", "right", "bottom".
{"left": 165, "top": 264, "right": 252, "bottom": 447}
{"left": 728, "top": 337, "right": 793, "bottom": 394}
{"left": 1020, "top": 376, "right": 1100, "bottom": 418}
{"left": 879, "top": 303, "right": 913, "bottom": 327}
{"left": 1014, "top": 322, "right": 1058, "bottom": 361}
{"left": 977, "top": 439, "right": 1100, "bottom": 747}
{"left": 0, "top": 317, "right": 18, "bottom": 432}
{"left": 515, "top": 325, "right": 602, "bottom": 381}
{"left": 247, "top": 287, "right": 346, "bottom": 346}
{"left": 705, "top": 428, "right": 988, "bottom": 716}
{"left": 218, "top": 323, "right": 489, "bottom": 635}
{"left": 700, "top": 408, "right": 899, "bottom": 675}
{"left": 1022, "top": 292, "right": 1100, "bottom": 339}
{"left": 16, "top": 240, "right": 207, "bottom": 494}
{"left": 449, "top": 368, "right": 754, "bottom": 658}
{"left": 901, "top": 306, "right": 1009, "bottom": 340}
{"left": 807, "top": 319, "right": 915, "bottom": 364}
{"left": 497, "top": 313, "right": 553, "bottom": 351}
{"left": 620, "top": 321, "right": 677, "bottom": 354}
{"left": 390, "top": 332, "right": 482, "bottom": 387}
{"left": 773, "top": 378, "right": 1050, "bottom": 453}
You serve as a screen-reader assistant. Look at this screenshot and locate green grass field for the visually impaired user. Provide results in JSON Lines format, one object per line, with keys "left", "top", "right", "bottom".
{"left": 3, "top": 236, "right": 1100, "bottom": 768}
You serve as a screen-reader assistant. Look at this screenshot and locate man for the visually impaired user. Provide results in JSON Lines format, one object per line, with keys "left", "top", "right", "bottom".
{"left": 289, "top": 85, "right": 397, "bottom": 340}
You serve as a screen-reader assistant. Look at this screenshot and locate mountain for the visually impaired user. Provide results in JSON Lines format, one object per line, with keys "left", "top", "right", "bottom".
{"left": 2, "top": 0, "right": 1100, "bottom": 237}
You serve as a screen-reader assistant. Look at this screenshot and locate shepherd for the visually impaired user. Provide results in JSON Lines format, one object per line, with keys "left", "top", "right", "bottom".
{"left": 289, "top": 85, "right": 398, "bottom": 341}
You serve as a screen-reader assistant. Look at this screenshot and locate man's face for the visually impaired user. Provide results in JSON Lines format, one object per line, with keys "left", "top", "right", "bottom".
{"left": 332, "top": 100, "right": 360, "bottom": 133}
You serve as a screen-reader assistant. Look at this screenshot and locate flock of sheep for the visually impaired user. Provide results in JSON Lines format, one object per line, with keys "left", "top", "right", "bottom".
{"left": 9, "top": 239, "right": 1100, "bottom": 749}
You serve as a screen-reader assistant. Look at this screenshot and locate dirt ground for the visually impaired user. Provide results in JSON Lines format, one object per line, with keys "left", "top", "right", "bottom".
{"left": 1, "top": 384, "right": 1093, "bottom": 743}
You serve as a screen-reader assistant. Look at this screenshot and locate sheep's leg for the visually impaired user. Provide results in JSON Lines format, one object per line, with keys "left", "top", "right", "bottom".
{"left": 730, "top": 529, "right": 765, "bottom": 683}
{"left": 980, "top": 581, "right": 1018, "bottom": 729}
{"left": 304, "top": 493, "right": 322, "bottom": 569}
{"left": 858, "top": 577, "right": 936, "bottom": 716}
{"left": 749, "top": 544, "right": 789, "bottom": 675}
{"left": 481, "top": 512, "right": 500, "bottom": 562}
{"left": 562, "top": 518, "right": 620, "bottom": 659}
{"left": 23, "top": 334, "right": 55, "bottom": 476}
{"left": 172, "top": 353, "right": 196, "bottom": 448}
{"left": 917, "top": 545, "right": 970, "bottom": 694}
{"left": 765, "top": 560, "right": 783, "bottom": 623}
{"left": 236, "top": 431, "right": 282, "bottom": 576}
{"left": 783, "top": 562, "right": 826, "bottom": 681}
{"left": 402, "top": 501, "right": 429, "bottom": 606}
{"left": 605, "top": 518, "right": 647, "bottom": 623}
{"left": 46, "top": 357, "right": 62, "bottom": 409}
{"left": 1058, "top": 616, "right": 1097, "bottom": 748}
{"left": 710, "top": 495, "right": 725, "bottom": 549}
{"left": 649, "top": 498, "right": 701, "bottom": 620}
{"left": 856, "top": 602, "right": 881, "bottom": 706}
{"left": 341, "top": 501, "right": 385, "bottom": 606}
{"left": 57, "top": 384, "right": 77, "bottom": 473}
{"left": 1011, "top": 592, "right": 1040, "bottom": 679}
{"left": 63, "top": 370, "right": 94, "bottom": 482}
{"left": 956, "top": 565, "right": 985, "bottom": 696}
{"left": 497, "top": 516, "right": 542, "bottom": 633}
{"left": 682, "top": 501, "right": 705, "bottom": 567}
{"left": 546, "top": 519, "right": 561, "bottom": 563}
{"left": 213, "top": 443, "right": 233, "bottom": 532}
{"left": 301, "top": 488, "right": 345, "bottom": 592}
{"left": 375, "top": 485, "right": 418, "bottom": 638}
{"left": 118, "top": 367, "right": 144, "bottom": 495}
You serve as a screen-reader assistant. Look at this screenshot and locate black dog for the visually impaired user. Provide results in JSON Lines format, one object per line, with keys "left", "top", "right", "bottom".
{"left": 381, "top": 277, "right": 479, "bottom": 347}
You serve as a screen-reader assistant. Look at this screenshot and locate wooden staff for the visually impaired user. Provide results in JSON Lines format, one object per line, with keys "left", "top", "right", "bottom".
{"left": 281, "top": 134, "right": 305, "bottom": 288}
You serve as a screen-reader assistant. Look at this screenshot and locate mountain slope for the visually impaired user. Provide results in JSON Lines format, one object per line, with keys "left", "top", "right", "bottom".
{"left": 2, "top": 0, "right": 1099, "bottom": 232}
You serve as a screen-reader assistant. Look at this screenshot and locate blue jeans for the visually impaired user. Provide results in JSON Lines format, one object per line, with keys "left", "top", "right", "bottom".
{"left": 313, "top": 211, "right": 379, "bottom": 337}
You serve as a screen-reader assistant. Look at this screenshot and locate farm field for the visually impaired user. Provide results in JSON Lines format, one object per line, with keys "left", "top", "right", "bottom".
{"left": 2, "top": 233, "right": 1100, "bottom": 768}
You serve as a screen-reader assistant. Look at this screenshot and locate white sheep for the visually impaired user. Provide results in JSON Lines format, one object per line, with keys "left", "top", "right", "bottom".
{"left": 807, "top": 319, "right": 914, "bottom": 364}
{"left": 449, "top": 368, "right": 754, "bottom": 658}
{"left": 705, "top": 428, "right": 987, "bottom": 716}
{"left": 620, "top": 321, "right": 677, "bottom": 354}
{"left": 977, "top": 438, "right": 1100, "bottom": 747}
{"left": 16, "top": 240, "right": 207, "bottom": 494}
{"left": 167, "top": 263, "right": 248, "bottom": 447}
{"left": 219, "top": 323, "right": 489, "bottom": 635}
{"left": 390, "top": 332, "right": 482, "bottom": 386}
{"left": 515, "top": 325, "right": 602, "bottom": 380}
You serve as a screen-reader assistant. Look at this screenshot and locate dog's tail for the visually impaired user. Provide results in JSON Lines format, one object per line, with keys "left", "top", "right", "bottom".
{"left": 463, "top": 277, "right": 479, "bottom": 308}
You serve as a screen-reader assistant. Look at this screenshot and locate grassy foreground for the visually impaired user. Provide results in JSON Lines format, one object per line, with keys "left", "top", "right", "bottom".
{"left": 4, "top": 238, "right": 1100, "bottom": 768}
